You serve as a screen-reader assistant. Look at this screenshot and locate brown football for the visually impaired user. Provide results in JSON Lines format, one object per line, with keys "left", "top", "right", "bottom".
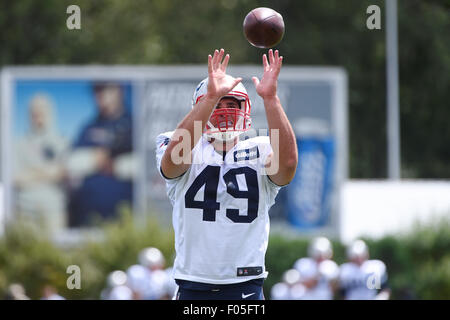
{"left": 243, "top": 7, "right": 285, "bottom": 48}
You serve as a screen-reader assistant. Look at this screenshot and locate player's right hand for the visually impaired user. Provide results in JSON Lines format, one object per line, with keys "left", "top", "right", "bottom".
{"left": 206, "top": 49, "right": 242, "bottom": 101}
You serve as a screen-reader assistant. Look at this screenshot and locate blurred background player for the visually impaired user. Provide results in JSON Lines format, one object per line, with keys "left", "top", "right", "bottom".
{"left": 339, "top": 239, "right": 390, "bottom": 300}
{"left": 126, "top": 247, "right": 176, "bottom": 300}
{"left": 14, "top": 94, "right": 68, "bottom": 234}
{"left": 162, "top": 265, "right": 179, "bottom": 300}
{"left": 100, "top": 270, "right": 133, "bottom": 300}
{"left": 138, "top": 246, "right": 175, "bottom": 300}
{"left": 270, "top": 268, "right": 301, "bottom": 300}
{"left": 293, "top": 257, "right": 327, "bottom": 299}
{"left": 3, "top": 283, "right": 30, "bottom": 300}
{"left": 40, "top": 285, "right": 65, "bottom": 300}
{"left": 126, "top": 255, "right": 152, "bottom": 300}
{"left": 293, "top": 237, "right": 339, "bottom": 299}
{"left": 66, "top": 82, "right": 134, "bottom": 227}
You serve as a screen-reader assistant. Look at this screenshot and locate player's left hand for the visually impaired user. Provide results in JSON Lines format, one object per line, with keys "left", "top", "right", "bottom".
{"left": 252, "top": 49, "right": 283, "bottom": 99}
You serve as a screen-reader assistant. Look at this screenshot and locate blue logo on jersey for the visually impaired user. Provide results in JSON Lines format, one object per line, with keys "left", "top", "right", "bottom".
{"left": 195, "top": 81, "right": 205, "bottom": 92}
{"left": 159, "top": 137, "right": 170, "bottom": 148}
{"left": 233, "top": 146, "right": 260, "bottom": 162}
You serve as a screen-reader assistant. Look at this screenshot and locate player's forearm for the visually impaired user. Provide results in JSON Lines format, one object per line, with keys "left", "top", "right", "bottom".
{"left": 264, "top": 95, "right": 298, "bottom": 183}
{"left": 161, "top": 94, "right": 219, "bottom": 178}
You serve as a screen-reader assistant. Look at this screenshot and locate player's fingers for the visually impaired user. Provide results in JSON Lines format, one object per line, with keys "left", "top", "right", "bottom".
{"left": 269, "top": 49, "right": 275, "bottom": 65}
{"left": 277, "top": 51, "right": 283, "bottom": 68}
{"left": 252, "top": 76, "right": 260, "bottom": 87}
{"left": 208, "top": 55, "right": 213, "bottom": 74}
{"left": 274, "top": 50, "right": 279, "bottom": 62}
{"left": 231, "top": 77, "right": 242, "bottom": 90}
{"left": 263, "top": 54, "right": 269, "bottom": 71}
{"left": 216, "top": 49, "right": 224, "bottom": 70}
{"left": 274, "top": 54, "right": 282, "bottom": 70}
{"left": 275, "top": 56, "right": 283, "bottom": 76}
{"left": 217, "top": 48, "right": 225, "bottom": 68}
{"left": 221, "top": 54, "right": 230, "bottom": 71}
{"left": 212, "top": 49, "right": 219, "bottom": 70}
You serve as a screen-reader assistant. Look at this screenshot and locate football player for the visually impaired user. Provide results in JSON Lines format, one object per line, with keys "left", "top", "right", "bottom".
{"left": 339, "top": 240, "right": 390, "bottom": 300}
{"left": 126, "top": 247, "right": 175, "bottom": 300}
{"left": 100, "top": 270, "right": 133, "bottom": 300}
{"left": 293, "top": 258, "right": 323, "bottom": 299}
{"left": 126, "top": 262, "right": 152, "bottom": 300}
{"left": 293, "top": 237, "right": 340, "bottom": 300}
{"left": 155, "top": 48, "right": 298, "bottom": 300}
{"left": 270, "top": 268, "right": 301, "bottom": 300}
{"left": 138, "top": 247, "right": 177, "bottom": 300}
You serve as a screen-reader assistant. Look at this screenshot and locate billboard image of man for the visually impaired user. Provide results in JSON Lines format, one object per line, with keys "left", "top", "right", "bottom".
{"left": 66, "top": 82, "right": 134, "bottom": 227}
{"left": 13, "top": 94, "right": 68, "bottom": 234}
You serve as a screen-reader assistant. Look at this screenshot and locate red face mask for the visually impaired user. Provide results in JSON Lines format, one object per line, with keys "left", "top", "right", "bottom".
{"left": 192, "top": 80, "right": 252, "bottom": 142}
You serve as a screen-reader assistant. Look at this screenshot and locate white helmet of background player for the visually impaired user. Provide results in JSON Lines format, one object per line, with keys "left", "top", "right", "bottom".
{"left": 295, "top": 258, "right": 319, "bottom": 289}
{"left": 282, "top": 269, "right": 301, "bottom": 286}
{"left": 347, "top": 240, "right": 369, "bottom": 264}
{"left": 103, "top": 270, "right": 132, "bottom": 300}
{"left": 106, "top": 270, "right": 128, "bottom": 288}
{"left": 138, "top": 247, "right": 165, "bottom": 270}
{"left": 308, "top": 237, "right": 333, "bottom": 261}
{"left": 192, "top": 78, "right": 252, "bottom": 142}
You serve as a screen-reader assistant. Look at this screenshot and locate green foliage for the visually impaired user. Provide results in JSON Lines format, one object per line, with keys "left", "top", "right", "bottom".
{"left": 414, "top": 256, "right": 450, "bottom": 300}
{"left": 0, "top": 219, "right": 73, "bottom": 299}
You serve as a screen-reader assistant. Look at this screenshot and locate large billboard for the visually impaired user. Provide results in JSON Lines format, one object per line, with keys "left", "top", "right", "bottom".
{"left": 1, "top": 66, "right": 347, "bottom": 240}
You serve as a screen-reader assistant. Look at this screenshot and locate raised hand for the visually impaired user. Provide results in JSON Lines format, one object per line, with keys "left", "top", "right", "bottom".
{"left": 207, "top": 49, "right": 242, "bottom": 100}
{"left": 252, "top": 49, "right": 283, "bottom": 99}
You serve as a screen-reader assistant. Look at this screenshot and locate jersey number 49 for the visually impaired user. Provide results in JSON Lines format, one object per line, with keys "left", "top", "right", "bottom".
{"left": 185, "top": 165, "right": 259, "bottom": 223}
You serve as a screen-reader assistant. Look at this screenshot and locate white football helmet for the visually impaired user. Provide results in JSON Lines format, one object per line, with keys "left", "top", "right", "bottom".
{"left": 282, "top": 268, "right": 301, "bottom": 286}
{"left": 126, "top": 264, "right": 151, "bottom": 297}
{"left": 308, "top": 237, "right": 333, "bottom": 261}
{"left": 347, "top": 239, "right": 369, "bottom": 262}
{"left": 192, "top": 78, "right": 252, "bottom": 142}
{"left": 106, "top": 270, "right": 128, "bottom": 288}
{"left": 318, "top": 259, "right": 340, "bottom": 281}
{"left": 270, "top": 282, "right": 290, "bottom": 300}
{"left": 294, "top": 258, "right": 319, "bottom": 281}
{"left": 138, "top": 247, "right": 165, "bottom": 270}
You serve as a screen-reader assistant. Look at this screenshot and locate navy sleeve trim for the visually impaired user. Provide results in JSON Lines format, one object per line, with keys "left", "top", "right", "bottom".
{"left": 160, "top": 166, "right": 186, "bottom": 180}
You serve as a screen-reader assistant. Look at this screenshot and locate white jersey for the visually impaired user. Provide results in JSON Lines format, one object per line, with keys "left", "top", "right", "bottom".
{"left": 271, "top": 282, "right": 331, "bottom": 300}
{"left": 156, "top": 132, "right": 282, "bottom": 284}
{"left": 108, "top": 285, "right": 134, "bottom": 300}
{"left": 293, "top": 257, "right": 339, "bottom": 300}
{"left": 339, "top": 260, "right": 388, "bottom": 300}
{"left": 126, "top": 264, "right": 152, "bottom": 298}
{"left": 295, "top": 283, "right": 329, "bottom": 300}
{"left": 270, "top": 282, "right": 291, "bottom": 300}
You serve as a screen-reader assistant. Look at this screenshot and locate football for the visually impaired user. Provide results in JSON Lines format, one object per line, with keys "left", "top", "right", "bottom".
{"left": 243, "top": 7, "right": 285, "bottom": 48}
